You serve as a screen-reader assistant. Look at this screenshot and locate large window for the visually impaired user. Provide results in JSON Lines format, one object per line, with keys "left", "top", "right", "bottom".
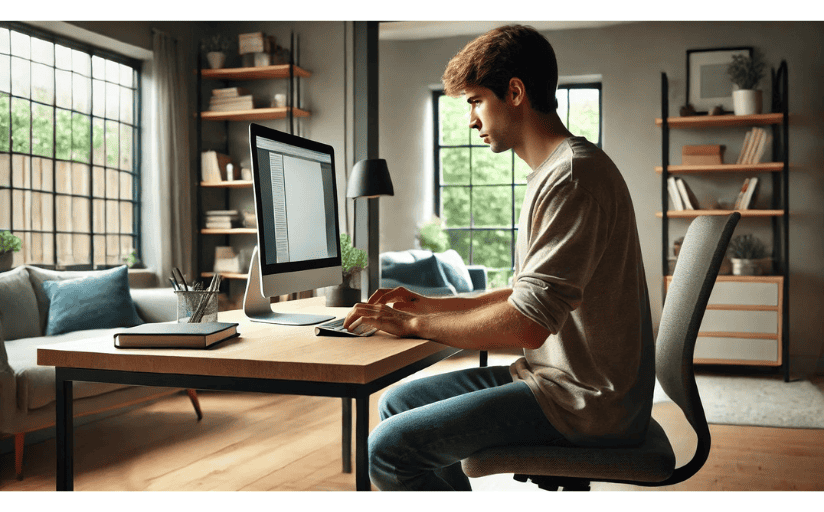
{"left": 433, "top": 83, "right": 601, "bottom": 288}
{"left": 0, "top": 22, "right": 141, "bottom": 269}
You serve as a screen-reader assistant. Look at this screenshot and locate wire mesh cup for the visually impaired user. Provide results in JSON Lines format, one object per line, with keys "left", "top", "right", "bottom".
{"left": 176, "top": 290, "right": 219, "bottom": 323}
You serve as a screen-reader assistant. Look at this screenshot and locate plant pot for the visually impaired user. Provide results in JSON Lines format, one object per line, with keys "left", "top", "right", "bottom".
{"left": 732, "top": 89, "right": 762, "bottom": 116}
{"left": 206, "top": 51, "right": 227, "bottom": 70}
{"left": 0, "top": 251, "right": 12, "bottom": 272}
{"left": 326, "top": 286, "right": 362, "bottom": 307}
{"left": 731, "top": 258, "right": 762, "bottom": 276}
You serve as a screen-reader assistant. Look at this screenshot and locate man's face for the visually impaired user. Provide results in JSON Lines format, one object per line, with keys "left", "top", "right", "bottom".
{"left": 464, "top": 85, "right": 516, "bottom": 154}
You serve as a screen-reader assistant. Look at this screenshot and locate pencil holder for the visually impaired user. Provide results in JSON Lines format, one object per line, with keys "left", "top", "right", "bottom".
{"left": 176, "top": 290, "right": 219, "bottom": 323}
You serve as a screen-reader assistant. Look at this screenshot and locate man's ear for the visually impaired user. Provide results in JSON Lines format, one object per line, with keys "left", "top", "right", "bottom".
{"left": 508, "top": 78, "right": 527, "bottom": 107}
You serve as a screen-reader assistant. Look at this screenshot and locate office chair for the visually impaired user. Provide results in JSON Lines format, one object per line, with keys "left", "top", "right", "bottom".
{"left": 462, "top": 213, "right": 741, "bottom": 491}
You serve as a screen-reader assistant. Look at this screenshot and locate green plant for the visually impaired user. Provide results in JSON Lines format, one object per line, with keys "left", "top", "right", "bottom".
{"left": 418, "top": 216, "right": 450, "bottom": 253}
{"left": 340, "top": 233, "right": 367, "bottom": 287}
{"left": 0, "top": 231, "right": 22, "bottom": 254}
{"left": 122, "top": 249, "right": 138, "bottom": 268}
{"left": 200, "top": 34, "right": 231, "bottom": 53}
{"left": 728, "top": 234, "right": 767, "bottom": 259}
{"left": 728, "top": 51, "right": 766, "bottom": 90}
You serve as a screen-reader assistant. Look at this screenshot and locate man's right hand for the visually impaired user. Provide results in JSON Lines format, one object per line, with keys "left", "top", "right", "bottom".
{"left": 366, "top": 286, "right": 438, "bottom": 314}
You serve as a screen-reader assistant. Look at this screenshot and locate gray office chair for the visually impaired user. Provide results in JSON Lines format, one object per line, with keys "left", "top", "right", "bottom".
{"left": 462, "top": 213, "right": 740, "bottom": 491}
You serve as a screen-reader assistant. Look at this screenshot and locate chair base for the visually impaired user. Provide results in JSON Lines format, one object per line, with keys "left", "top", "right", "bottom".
{"left": 514, "top": 474, "right": 591, "bottom": 491}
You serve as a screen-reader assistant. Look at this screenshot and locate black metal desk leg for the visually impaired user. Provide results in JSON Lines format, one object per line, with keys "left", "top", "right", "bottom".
{"left": 355, "top": 396, "right": 371, "bottom": 491}
{"left": 342, "top": 397, "right": 352, "bottom": 473}
{"left": 55, "top": 370, "right": 73, "bottom": 491}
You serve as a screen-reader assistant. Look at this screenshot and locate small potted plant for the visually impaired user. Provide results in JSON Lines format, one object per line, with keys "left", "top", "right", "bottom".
{"left": 728, "top": 234, "right": 767, "bottom": 275}
{"left": 417, "top": 216, "right": 450, "bottom": 253}
{"left": 327, "top": 233, "right": 367, "bottom": 307}
{"left": 728, "top": 50, "right": 767, "bottom": 116}
{"left": 201, "top": 34, "right": 232, "bottom": 69}
{"left": 0, "top": 230, "right": 22, "bottom": 272}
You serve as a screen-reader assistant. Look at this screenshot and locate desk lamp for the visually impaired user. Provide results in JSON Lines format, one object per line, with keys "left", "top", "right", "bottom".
{"left": 346, "top": 158, "right": 394, "bottom": 298}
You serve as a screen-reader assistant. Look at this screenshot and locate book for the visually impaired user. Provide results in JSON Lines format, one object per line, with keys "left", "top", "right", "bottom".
{"left": 114, "top": 322, "right": 239, "bottom": 349}
{"left": 676, "top": 178, "right": 696, "bottom": 210}
{"left": 752, "top": 131, "right": 772, "bottom": 164}
{"left": 667, "top": 177, "right": 684, "bottom": 211}
{"left": 741, "top": 177, "right": 759, "bottom": 210}
{"left": 201, "top": 151, "right": 233, "bottom": 182}
{"left": 737, "top": 129, "right": 753, "bottom": 164}
{"left": 733, "top": 178, "right": 750, "bottom": 210}
{"left": 212, "top": 87, "right": 251, "bottom": 97}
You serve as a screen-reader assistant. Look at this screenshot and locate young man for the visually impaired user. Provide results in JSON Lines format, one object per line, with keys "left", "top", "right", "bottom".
{"left": 343, "top": 25, "right": 655, "bottom": 491}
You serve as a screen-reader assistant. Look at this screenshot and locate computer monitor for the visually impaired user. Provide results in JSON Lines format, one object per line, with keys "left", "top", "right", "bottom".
{"left": 243, "top": 123, "right": 342, "bottom": 325}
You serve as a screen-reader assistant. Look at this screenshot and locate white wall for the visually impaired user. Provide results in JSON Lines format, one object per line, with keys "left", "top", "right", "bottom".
{"left": 379, "top": 21, "right": 824, "bottom": 375}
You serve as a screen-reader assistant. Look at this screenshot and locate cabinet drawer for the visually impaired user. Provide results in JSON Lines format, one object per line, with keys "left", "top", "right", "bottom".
{"left": 700, "top": 309, "right": 778, "bottom": 334}
{"left": 707, "top": 281, "right": 778, "bottom": 306}
{"left": 695, "top": 336, "right": 779, "bottom": 364}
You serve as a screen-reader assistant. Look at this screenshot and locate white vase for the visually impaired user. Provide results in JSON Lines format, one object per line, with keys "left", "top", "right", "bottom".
{"left": 731, "top": 258, "right": 762, "bottom": 276}
{"left": 732, "top": 89, "right": 762, "bottom": 116}
{"left": 206, "top": 52, "right": 226, "bottom": 70}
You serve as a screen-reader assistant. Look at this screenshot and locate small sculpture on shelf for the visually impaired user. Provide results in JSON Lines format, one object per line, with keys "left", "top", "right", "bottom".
{"left": 201, "top": 34, "right": 232, "bottom": 69}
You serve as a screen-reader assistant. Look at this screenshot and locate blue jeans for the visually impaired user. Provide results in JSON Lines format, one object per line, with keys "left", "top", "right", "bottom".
{"left": 368, "top": 365, "right": 570, "bottom": 491}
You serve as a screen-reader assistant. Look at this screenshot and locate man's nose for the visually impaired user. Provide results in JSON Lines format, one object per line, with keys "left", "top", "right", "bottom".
{"left": 469, "top": 114, "right": 479, "bottom": 131}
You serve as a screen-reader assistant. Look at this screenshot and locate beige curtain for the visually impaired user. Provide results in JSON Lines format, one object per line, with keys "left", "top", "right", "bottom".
{"left": 151, "top": 30, "right": 192, "bottom": 284}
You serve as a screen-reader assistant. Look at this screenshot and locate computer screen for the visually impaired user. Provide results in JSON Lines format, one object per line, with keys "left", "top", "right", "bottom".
{"left": 243, "top": 123, "right": 342, "bottom": 325}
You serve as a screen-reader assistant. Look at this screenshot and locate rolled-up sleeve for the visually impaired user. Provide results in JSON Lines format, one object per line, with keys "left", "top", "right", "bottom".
{"left": 508, "top": 181, "right": 611, "bottom": 334}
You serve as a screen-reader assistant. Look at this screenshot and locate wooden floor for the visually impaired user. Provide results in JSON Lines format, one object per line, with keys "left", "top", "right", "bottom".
{"left": 2, "top": 349, "right": 824, "bottom": 494}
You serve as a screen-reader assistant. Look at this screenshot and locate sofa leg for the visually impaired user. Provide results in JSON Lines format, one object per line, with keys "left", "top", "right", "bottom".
{"left": 15, "top": 433, "right": 24, "bottom": 480}
{"left": 187, "top": 389, "right": 203, "bottom": 420}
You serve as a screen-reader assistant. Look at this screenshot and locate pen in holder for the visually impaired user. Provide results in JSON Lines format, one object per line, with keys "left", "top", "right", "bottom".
{"left": 176, "top": 290, "right": 219, "bottom": 323}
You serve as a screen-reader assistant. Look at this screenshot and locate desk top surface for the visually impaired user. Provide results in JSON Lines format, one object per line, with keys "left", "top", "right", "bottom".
{"left": 37, "top": 297, "right": 457, "bottom": 385}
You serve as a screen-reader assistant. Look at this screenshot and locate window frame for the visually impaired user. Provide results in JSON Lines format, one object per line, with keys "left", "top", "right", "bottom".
{"left": 0, "top": 21, "right": 142, "bottom": 270}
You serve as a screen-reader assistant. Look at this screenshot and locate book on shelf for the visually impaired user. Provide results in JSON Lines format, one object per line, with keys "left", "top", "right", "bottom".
{"left": 201, "top": 151, "right": 233, "bottom": 183}
{"left": 214, "top": 246, "right": 243, "bottom": 273}
{"left": 733, "top": 178, "right": 750, "bottom": 210}
{"left": 212, "top": 86, "right": 251, "bottom": 97}
{"left": 675, "top": 178, "right": 697, "bottom": 209}
{"left": 667, "top": 177, "right": 684, "bottom": 211}
{"left": 737, "top": 127, "right": 772, "bottom": 165}
{"left": 204, "top": 210, "right": 241, "bottom": 229}
{"left": 114, "top": 322, "right": 239, "bottom": 349}
{"left": 208, "top": 95, "right": 255, "bottom": 112}
{"left": 740, "top": 177, "right": 759, "bottom": 210}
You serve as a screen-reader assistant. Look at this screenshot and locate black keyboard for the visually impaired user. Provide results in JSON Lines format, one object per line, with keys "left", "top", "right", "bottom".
{"left": 314, "top": 317, "right": 378, "bottom": 337}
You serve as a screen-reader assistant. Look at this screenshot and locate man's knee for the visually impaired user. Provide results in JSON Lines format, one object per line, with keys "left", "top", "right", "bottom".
{"left": 378, "top": 383, "right": 417, "bottom": 420}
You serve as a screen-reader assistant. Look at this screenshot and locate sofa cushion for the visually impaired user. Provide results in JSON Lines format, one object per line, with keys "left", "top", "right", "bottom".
{"left": 381, "top": 249, "right": 474, "bottom": 293}
{"left": 433, "top": 250, "right": 474, "bottom": 293}
{"left": 40, "top": 265, "right": 144, "bottom": 336}
{"left": 0, "top": 266, "right": 41, "bottom": 341}
{"left": 6, "top": 329, "right": 128, "bottom": 411}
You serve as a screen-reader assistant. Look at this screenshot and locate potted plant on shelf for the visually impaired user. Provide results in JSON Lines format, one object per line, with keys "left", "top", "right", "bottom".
{"left": 201, "top": 34, "right": 232, "bottom": 70}
{"left": 728, "top": 234, "right": 768, "bottom": 276}
{"left": 326, "top": 233, "right": 367, "bottom": 307}
{"left": 728, "top": 50, "right": 767, "bottom": 116}
{"left": 0, "top": 231, "right": 22, "bottom": 272}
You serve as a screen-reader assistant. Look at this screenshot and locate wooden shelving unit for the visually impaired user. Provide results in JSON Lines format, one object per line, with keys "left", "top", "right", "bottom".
{"left": 658, "top": 63, "right": 790, "bottom": 380}
{"left": 199, "top": 106, "right": 311, "bottom": 122}
{"left": 199, "top": 180, "right": 253, "bottom": 189}
{"left": 200, "top": 63, "right": 311, "bottom": 81}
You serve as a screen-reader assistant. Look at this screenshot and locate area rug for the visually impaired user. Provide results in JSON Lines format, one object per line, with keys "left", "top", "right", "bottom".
{"left": 654, "top": 375, "right": 824, "bottom": 429}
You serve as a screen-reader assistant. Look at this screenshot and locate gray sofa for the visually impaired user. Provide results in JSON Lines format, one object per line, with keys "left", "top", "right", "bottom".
{"left": 0, "top": 265, "right": 201, "bottom": 480}
{"left": 380, "top": 249, "right": 488, "bottom": 296}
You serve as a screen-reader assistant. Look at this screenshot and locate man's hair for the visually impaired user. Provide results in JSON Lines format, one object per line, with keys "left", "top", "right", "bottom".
{"left": 442, "top": 25, "right": 558, "bottom": 114}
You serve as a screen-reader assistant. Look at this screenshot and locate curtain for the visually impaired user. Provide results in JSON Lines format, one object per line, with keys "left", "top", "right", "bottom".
{"left": 151, "top": 30, "right": 193, "bottom": 284}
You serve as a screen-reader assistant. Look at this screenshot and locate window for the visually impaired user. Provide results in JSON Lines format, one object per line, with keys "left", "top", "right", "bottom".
{"left": 0, "top": 22, "right": 141, "bottom": 270}
{"left": 433, "top": 82, "right": 601, "bottom": 288}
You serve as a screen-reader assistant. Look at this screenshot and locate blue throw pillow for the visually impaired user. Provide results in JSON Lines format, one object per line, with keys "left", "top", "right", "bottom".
{"left": 41, "top": 265, "right": 144, "bottom": 336}
{"left": 381, "top": 255, "right": 450, "bottom": 289}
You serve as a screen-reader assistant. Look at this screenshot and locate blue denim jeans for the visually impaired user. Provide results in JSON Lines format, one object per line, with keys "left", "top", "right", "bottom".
{"left": 368, "top": 365, "right": 570, "bottom": 491}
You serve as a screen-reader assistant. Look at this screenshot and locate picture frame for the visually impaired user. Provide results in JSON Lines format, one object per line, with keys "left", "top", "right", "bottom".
{"left": 686, "top": 47, "right": 752, "bottom": 114}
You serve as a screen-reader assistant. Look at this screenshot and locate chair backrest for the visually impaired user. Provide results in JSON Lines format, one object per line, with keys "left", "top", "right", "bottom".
{"left": 655, "top": 213, "right": 740, "bottom": 485}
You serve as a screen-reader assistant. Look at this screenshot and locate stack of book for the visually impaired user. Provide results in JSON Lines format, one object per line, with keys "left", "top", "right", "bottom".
{"left": 208, "top": 87, "right": 254, "bottom": 112}
{"left": 667, "top": 176, "right": 698, "bottom": 211}
{"left": 201, "top": 151, "right": 233, "bottom": 182}
{"left": 737, "top": 127, "right": 773, "bottom": 165}
{"left": 204, "top": 210, "right": 241, "bottom": 229}
{"left": 733, "top": 177, "right": 760, "bottom": 210}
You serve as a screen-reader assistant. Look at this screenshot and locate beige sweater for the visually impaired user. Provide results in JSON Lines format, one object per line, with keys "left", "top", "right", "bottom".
{"left": 508, "top": 137, "right": 655, "bottom": 447}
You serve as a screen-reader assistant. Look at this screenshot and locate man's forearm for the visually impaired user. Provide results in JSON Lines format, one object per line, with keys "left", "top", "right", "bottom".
{"left": 424, "top": 287, "right": 513, "bottom": 314}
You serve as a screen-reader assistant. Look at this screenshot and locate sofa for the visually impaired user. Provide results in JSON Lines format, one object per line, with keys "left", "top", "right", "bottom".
{"left": 0, "top": 265, "right": 201, "bottom": 480}
{"left": 380, "top": 249, "right": 488, "bottom": 296}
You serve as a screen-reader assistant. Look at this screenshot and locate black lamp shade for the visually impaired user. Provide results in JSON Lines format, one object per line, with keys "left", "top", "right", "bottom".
{"left": 346, "top": 159, "right": 394, "bottom": 199}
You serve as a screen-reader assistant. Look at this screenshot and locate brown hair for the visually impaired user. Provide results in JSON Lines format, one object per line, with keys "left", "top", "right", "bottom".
{"left": 442, "top": 25, "right": 558, "bottom": 114}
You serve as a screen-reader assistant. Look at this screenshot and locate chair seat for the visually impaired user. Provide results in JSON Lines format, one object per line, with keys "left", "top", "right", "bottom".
{"left": 461, "top": 419, "right": 676, "bottom": 484}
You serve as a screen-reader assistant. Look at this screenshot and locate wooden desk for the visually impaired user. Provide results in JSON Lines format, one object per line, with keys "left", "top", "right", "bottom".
{"left": 37, "top": 297, "right": 459, "bottom": 491}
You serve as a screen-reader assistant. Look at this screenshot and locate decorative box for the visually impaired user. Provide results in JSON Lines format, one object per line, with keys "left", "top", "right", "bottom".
{"left": 682, "top": 144, "right": 725, "bottom": 165}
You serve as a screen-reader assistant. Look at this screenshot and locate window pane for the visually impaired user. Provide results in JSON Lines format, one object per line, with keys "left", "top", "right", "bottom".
{"left": 72, "top": 49, "right": 90, "bottom": 76}
{"left": 106, "top": 167, "right": 118, "bottom": 199}
{"left": 94, "top": 234, "right": 105, "bottom": 266}
{"left": 472, "top": 149, "right": 511, "bottom": 185}
{"left": 73, "top": 196, "right": 90, "bottom": 233}
{"left": 31, "top": 62, "right": 54, "bottom": 104}
{"left": 11, "top": 56, "right": 30, "bottom": 98}
{"left": 92, "top": 166, "right": 105, "bottom": 197}
{"left": 556, "top": 89, "right": 569, "bottom": 128}
{"left": 568, "top": 88, "right": 600, "bottom": 144}
{"left": 72, "top": 162, "right": 89, "bottom": 195}
{"left": 514, "top": 155, "right": 530, "bottom": 183}
{"left": 72, "top": 73, "right": 91, "bottom": 113}
{"left": 105, "top": 120, "right": 118, "bottom": 167}
{"left": 32, "top": 191, "right": 53, "bottom": 230}
{"left": 31, "top": 37, "right": 53, "bottom": 66}
{"left": 106, "top": 60, "right": 119, "bottom": 83}
{"left": 438, "top": 94, "right": 469, "bottom": 146}
{"left": 0, "top": 189, "right": 9, "bottom": 229}
{"left": 55, "top": 69, "right": 71, "bottom": 109}
{"left": 487, "top": 268, "right": 514, "bottom": 289}
{"left": 55, "top": 160, "right": 71, "bottom": 194}
{"left": 0, "top": 28, "right": 9, "bottom": 54}
{"left": 441, "top": 186, "right": 470, "bottom": 228}
{"left": 12, "top": 154, "right": 30, "bottom": 188}
{"left": 92, "top": 79, "right": 105, "bottom": 117}
{"left": 119, "top": 123, "right": 132, "bottom": 170}
{"left": 92, "top": 56, "right": 106, "bottom": 80}
{"left": 56, "top": 233, "right": 72, "bottom": 265}
{"left": 55, "top": 108, "right": 71, "bottom": 160}
{"left": 514, "top": 185, "right": 526, "bottom": 223}
{"left": 440, "top": 147, "right": 469, "bottom": 185}
{"left": 471, "top": 230, "right": 512, "bottom": 269}
{"left": 11, "top": 97, "right": 30, "bottom": 153}
{"left": 106, "top": 200, "right": 118, "bottom": 232}
{"left": 119, "top": 200, "right": 132, "bottom": 233}
{"left": 32, "top": 103, "right": 54, "bottom": 157}
{"left": 446, "top": 229, "right": 470, "bottom": 263}
{"left": 120, "top": 86, "right": 133, "bottom": 124}
{"left": 92, "top": 117, "right": 105, "bottom": 165}
{"left": 71, "top": 113, "right": 90, "bottom": 163}
{"left": 93, "top": 198, "right": 104, "bottom": 232}
{"left": 119, "top": 63, "right": 132, "bottom": 86}
{"left": 55, "top": 195, "right": 70, "bottom": 232}
{"left": 55, "top": 44, "right": 71, "bottom": 71}
{"left": 106, "top": 82, "right": 119, "bottom": 119}
{"left": 472, "top": 186, "right": 512, "bottom": 228}
{"left": 0, "top": 93, "right": 10, "bottom": 151}
{"left": 0, "top": 55, "right": 9, "bottom": 93}
{"left": 10, "top": 31, "right": 29, "bottom": 59}
{"left": 120, "top": 171, "right": 132, "bottom": 200}
{"left": 0, "top": 153, "right": 9, "bottom": 187}
{"left": 106, "top": 234, "right": 119, "bottom": 265}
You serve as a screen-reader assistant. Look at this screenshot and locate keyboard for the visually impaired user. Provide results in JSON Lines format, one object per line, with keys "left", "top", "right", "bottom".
{"left": 314, "top": 317, "right": 378, "bottom": 337}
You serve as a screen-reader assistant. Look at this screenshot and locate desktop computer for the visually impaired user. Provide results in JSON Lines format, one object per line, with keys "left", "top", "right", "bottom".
{"left": 242, "top": 123, "right": 343, "bottom": 325}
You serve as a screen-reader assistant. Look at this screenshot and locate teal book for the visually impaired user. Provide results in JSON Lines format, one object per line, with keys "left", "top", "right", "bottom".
{"left": 114, "top": 322, "right": 239, "bottom": 349}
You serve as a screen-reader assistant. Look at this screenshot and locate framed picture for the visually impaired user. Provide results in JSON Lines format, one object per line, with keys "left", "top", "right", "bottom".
{"left": 687, "top": 47, "right": 752, "bottom": 114}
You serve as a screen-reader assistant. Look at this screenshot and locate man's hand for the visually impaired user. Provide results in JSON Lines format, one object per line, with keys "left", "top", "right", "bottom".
{"left": 342, "top": 286, "right": 430, "bottom": 338}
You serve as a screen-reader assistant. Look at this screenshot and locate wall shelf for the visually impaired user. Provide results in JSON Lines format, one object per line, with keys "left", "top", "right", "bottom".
{"left": 200, "top": 63, "right": 311, "bottom": 81}
{"left": 656, "top": 209, "right": 785, "bottom": 218}
{"left": 199, "top": 106, "right": 311, "bottom": 122}
{"left": 200, "top": 180, "right": 253, "bottom": 188}
{"left": 655, "top": 113, "right": 784, "bottom": 129}
{"left": 654, "top": 162, "right": 785, "bottom": 174}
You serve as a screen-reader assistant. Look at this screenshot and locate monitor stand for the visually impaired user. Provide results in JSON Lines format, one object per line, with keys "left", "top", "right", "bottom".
{"left": 243, "top": 246, "right": 335, "bottom": 326}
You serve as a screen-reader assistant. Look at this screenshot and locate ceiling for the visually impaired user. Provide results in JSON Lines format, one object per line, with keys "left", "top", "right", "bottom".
{"left": 378, "top": 21, "right": 634, "bottom": 41}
